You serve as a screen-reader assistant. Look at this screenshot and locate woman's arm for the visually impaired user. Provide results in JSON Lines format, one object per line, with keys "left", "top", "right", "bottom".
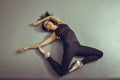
{"left": 32, "top": 16, "right": 64, "bottom": 26}
{"left": 50, "top": 16, "right": 64, "bottom": 24}
{"left": 35, "top": 32, "right": 58, "bottom": 47}
{"left": 18, "top": 32, "right": 58, "bottom": 53}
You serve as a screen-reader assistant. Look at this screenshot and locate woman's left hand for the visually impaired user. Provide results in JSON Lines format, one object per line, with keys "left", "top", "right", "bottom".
{"left": 18, "top": 47, "right": 29, "bottom": 53}
{"left": 32, "top": 21, "right": 40, "bottom": 26}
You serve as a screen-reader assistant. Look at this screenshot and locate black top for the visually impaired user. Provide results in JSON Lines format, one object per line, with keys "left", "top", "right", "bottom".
{"left": 55, "top": 24, "right": 79, "bottom": 44}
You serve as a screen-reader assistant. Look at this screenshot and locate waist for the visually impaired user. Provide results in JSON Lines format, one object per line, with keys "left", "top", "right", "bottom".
{"left": 63, "top": 41, "right": 80, "bottom": 45}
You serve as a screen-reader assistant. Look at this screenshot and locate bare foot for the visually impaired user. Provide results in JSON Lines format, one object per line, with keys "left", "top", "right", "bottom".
{"left": 38, "top": 47, "right": 50, "bottom": 58}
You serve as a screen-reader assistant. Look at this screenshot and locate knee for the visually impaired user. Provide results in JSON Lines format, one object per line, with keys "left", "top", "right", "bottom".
{"left": 58, "top": 71, "right": 66, "bottom": 76}
{"left": 58, "top": 69, "right": 68, "bottom": 76}
{"left": 59, "top": 72, "right": 66, "bottom": 76}
{"left": 97, "top": 51, "right": 103, "bottom": 58}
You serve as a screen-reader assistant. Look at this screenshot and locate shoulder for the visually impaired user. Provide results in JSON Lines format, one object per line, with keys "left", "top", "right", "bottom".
{"left": 59, "top": 23, "right": 69, "bottom": 28}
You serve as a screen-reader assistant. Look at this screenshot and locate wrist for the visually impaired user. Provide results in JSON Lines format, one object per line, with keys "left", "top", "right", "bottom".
{"left": 32, "top": 21, "right": 39, "bottom": 26}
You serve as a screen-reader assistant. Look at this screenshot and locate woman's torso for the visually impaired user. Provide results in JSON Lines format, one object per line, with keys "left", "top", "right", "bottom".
{"left": 55, "top": 24, "right": 80, "bottom": 45}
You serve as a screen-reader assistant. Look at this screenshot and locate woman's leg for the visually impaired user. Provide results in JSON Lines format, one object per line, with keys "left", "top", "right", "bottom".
{"left": 68, "top": 60, "right": 83, "bottom": 73}
{"left": 38, "top": 47, "right": 75, "bottom": 76}
{"left": 75, "top": 45, "right": 103, "bottom": 65}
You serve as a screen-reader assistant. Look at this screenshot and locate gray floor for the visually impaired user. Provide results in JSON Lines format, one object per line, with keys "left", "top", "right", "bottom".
{"left": 0, "top": 0, "right": 120, "bottom": 80}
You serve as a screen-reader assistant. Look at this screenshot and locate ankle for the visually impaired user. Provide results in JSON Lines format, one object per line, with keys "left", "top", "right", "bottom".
{"left": 38, "top": 47, "right": 50, "bottom": 59}
{"left": 76, "top": 60, "right": 84, "bottom": 67}
{"left": 44, "top": 51, "right": 50, "bottom": 59}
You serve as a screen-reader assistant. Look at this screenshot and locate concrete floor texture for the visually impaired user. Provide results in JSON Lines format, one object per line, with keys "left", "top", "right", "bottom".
{"left": 0, "top": 0, "right": 120, "bottom": 80}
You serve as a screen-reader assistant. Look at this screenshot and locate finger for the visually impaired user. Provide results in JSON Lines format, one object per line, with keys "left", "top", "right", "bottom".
{"left": 18, "top": 49, "right": 23, "bottom": 53}
{"left": 18, "top": 48, "right": 25, "bottom": 53}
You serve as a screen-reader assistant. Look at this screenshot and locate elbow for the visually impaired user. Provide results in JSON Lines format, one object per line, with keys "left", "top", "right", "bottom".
{"left": 49, "top": 16, "right": 53, "bottom": 19}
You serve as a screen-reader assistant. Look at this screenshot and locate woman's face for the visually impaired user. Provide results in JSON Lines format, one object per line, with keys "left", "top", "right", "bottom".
{"left": 43, "top": 21, "right": 55, "bottom": 31}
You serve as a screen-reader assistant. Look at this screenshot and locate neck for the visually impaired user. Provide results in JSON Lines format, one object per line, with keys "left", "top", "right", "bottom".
{"left": 52, "top": 25, "right": 58, "bottom": 30}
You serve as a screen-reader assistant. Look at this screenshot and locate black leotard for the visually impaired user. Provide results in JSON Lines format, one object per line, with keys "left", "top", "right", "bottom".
{"left": 55, "top": 24, "right": 78, "bottom": 44}
{"left": 47, "top": 24, "right": 103, "bottom": 76}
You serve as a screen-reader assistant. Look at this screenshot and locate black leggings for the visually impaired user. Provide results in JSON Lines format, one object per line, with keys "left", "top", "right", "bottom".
{"left": 47, "top": 42, "right": 103, "bottom": 76}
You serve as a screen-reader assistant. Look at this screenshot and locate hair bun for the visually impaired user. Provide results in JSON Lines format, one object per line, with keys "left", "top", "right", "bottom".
{"left": 38, "top": 11, "right": 53, "bottom": 20}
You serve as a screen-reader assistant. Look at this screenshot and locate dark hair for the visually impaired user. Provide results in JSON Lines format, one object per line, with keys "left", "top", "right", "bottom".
{"left": 39, "top": 11, "right": 57, "bottom": 32}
